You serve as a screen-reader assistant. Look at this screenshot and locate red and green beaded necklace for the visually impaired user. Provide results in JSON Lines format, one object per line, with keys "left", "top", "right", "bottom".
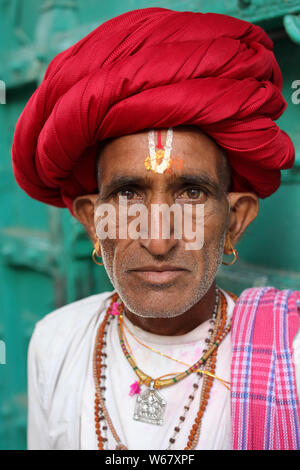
{"left": 93, "top": 289, "right": 235, "bottom": 449}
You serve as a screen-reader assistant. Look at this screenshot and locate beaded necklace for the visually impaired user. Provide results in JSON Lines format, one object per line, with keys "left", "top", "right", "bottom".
{"left": 93, "top": 289, "right": 232, "bottom": 450}
{"left": 118, "top": 289, "right": 221, "bottom": 426}
{"left": 119, "top": 290, "right": 231, "bottom": 393}
{"left": 185, "top": 297, "right": 227, "bottom": 449}
{"left": 117, "top": 294, "right": 231, "bottom": 392}
{"left": 167, "top": 292, "right": 223, "bottom": 449}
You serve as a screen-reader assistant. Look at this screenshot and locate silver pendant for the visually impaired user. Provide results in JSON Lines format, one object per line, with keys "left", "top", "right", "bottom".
{"left": 133, "top": 381, "right": 166, "bottom": 426}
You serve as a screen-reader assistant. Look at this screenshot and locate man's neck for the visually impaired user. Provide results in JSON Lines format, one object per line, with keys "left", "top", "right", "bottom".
{"left": 123, "top": 282, "right": 217, "bottom": 336}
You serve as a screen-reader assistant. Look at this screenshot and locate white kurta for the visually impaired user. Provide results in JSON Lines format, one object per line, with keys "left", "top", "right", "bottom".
{"left": 27, "top": 289, "right": 300, "bottom": 450}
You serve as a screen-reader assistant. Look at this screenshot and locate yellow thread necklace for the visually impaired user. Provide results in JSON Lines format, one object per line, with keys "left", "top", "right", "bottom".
{"left": 120, "top": 314, "right": 231, "bottom": 391}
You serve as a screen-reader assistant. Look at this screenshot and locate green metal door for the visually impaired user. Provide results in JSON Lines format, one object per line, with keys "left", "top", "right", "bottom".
{"left": 0, "top": 0, "right": 300, "bottom": 450}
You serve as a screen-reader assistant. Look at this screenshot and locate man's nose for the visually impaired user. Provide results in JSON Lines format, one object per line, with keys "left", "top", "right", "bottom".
{"left": 140, "top": 235, "right": 178, "bottom": 257}
{"left": 139, "top": 197, "right": 179, "bottom": 256}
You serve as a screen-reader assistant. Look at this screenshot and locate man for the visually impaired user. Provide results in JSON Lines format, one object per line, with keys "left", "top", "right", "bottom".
{"left": 11, "top": 8, "right": 300, "bottom": 450}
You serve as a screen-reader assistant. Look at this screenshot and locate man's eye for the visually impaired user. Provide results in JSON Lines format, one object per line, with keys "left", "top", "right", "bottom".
{"left": 180, "top": 188, "right": 205, "bottom": 199}
{"left": 117, "top": 189, "right": 139, "bottom": 199}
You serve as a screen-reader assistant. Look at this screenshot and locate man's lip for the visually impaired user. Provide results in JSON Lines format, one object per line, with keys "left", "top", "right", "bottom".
{"left": 129, "top": 265, "right": 188, "bottom": 272}
{"left": 128, "top": 266, "right": 188, "bottom": 284}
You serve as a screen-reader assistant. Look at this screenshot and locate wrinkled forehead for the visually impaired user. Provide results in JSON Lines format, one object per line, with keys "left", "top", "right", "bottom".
{"left": 97, "top": 126, "right": 224, "bottom": 187}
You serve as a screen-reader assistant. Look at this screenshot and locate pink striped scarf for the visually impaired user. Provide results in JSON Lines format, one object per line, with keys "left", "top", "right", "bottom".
{"left": 231, "top": 287, "right": 300, "bottom": 450}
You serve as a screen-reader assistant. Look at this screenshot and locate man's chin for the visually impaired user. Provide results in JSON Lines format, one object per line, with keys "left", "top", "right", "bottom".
{"left": 115, "top": 272, "right": 203, "bottom": 318}
{"left": 119, "top": 287, "right": 194, "bottom": 319}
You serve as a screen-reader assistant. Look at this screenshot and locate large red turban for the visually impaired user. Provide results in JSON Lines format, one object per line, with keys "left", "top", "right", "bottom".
{"left": 12, "top": 7, "right": 295, "bottom": 215}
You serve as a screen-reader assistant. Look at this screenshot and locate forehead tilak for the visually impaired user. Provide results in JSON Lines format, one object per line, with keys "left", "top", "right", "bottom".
{"left": 145, "top": 128, "right": 174, "bottom": 174}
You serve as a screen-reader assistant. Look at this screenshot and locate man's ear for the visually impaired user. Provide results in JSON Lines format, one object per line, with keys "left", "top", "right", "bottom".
{"left": 226, "top": 192, "right": 259, "bottom": 247}
{"left": 72, "top": 194, "right": 99, "bottom": 244}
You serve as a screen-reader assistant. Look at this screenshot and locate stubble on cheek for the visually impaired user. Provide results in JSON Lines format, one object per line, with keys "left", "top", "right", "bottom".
{"left": 98, "top": 239, "right": 118, "bottom": 287}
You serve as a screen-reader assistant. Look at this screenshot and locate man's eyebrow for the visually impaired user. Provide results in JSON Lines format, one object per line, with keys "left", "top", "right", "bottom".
{"left": 99, "top": 175, "right": 150, "bottom": 195}
{"left": 99, "top": 173, "right": 222, "bottom": 197}
{"left": 175, "top": 173, "right": 221, "bottom": 194}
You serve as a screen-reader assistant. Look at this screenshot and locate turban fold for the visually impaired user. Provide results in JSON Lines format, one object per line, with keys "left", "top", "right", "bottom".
{"left": 12, "top": 7, "right": 295, "bottom": 215}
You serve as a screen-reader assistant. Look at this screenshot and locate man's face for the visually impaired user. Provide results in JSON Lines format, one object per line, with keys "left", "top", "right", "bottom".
{"left": 95, "top": 127, "right": 230, "bottom": 319}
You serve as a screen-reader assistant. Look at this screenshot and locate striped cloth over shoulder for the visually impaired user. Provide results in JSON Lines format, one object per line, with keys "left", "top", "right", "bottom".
{"left": 231, "top": 286, "right": 300, "bottom": 450}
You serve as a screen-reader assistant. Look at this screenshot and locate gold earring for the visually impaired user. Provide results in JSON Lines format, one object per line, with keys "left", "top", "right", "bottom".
{"left": 92, "top": 240, "right": 104, "bottom": 266}
{"left": 222, "top": 234, "right": 238, "bottom": 266}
